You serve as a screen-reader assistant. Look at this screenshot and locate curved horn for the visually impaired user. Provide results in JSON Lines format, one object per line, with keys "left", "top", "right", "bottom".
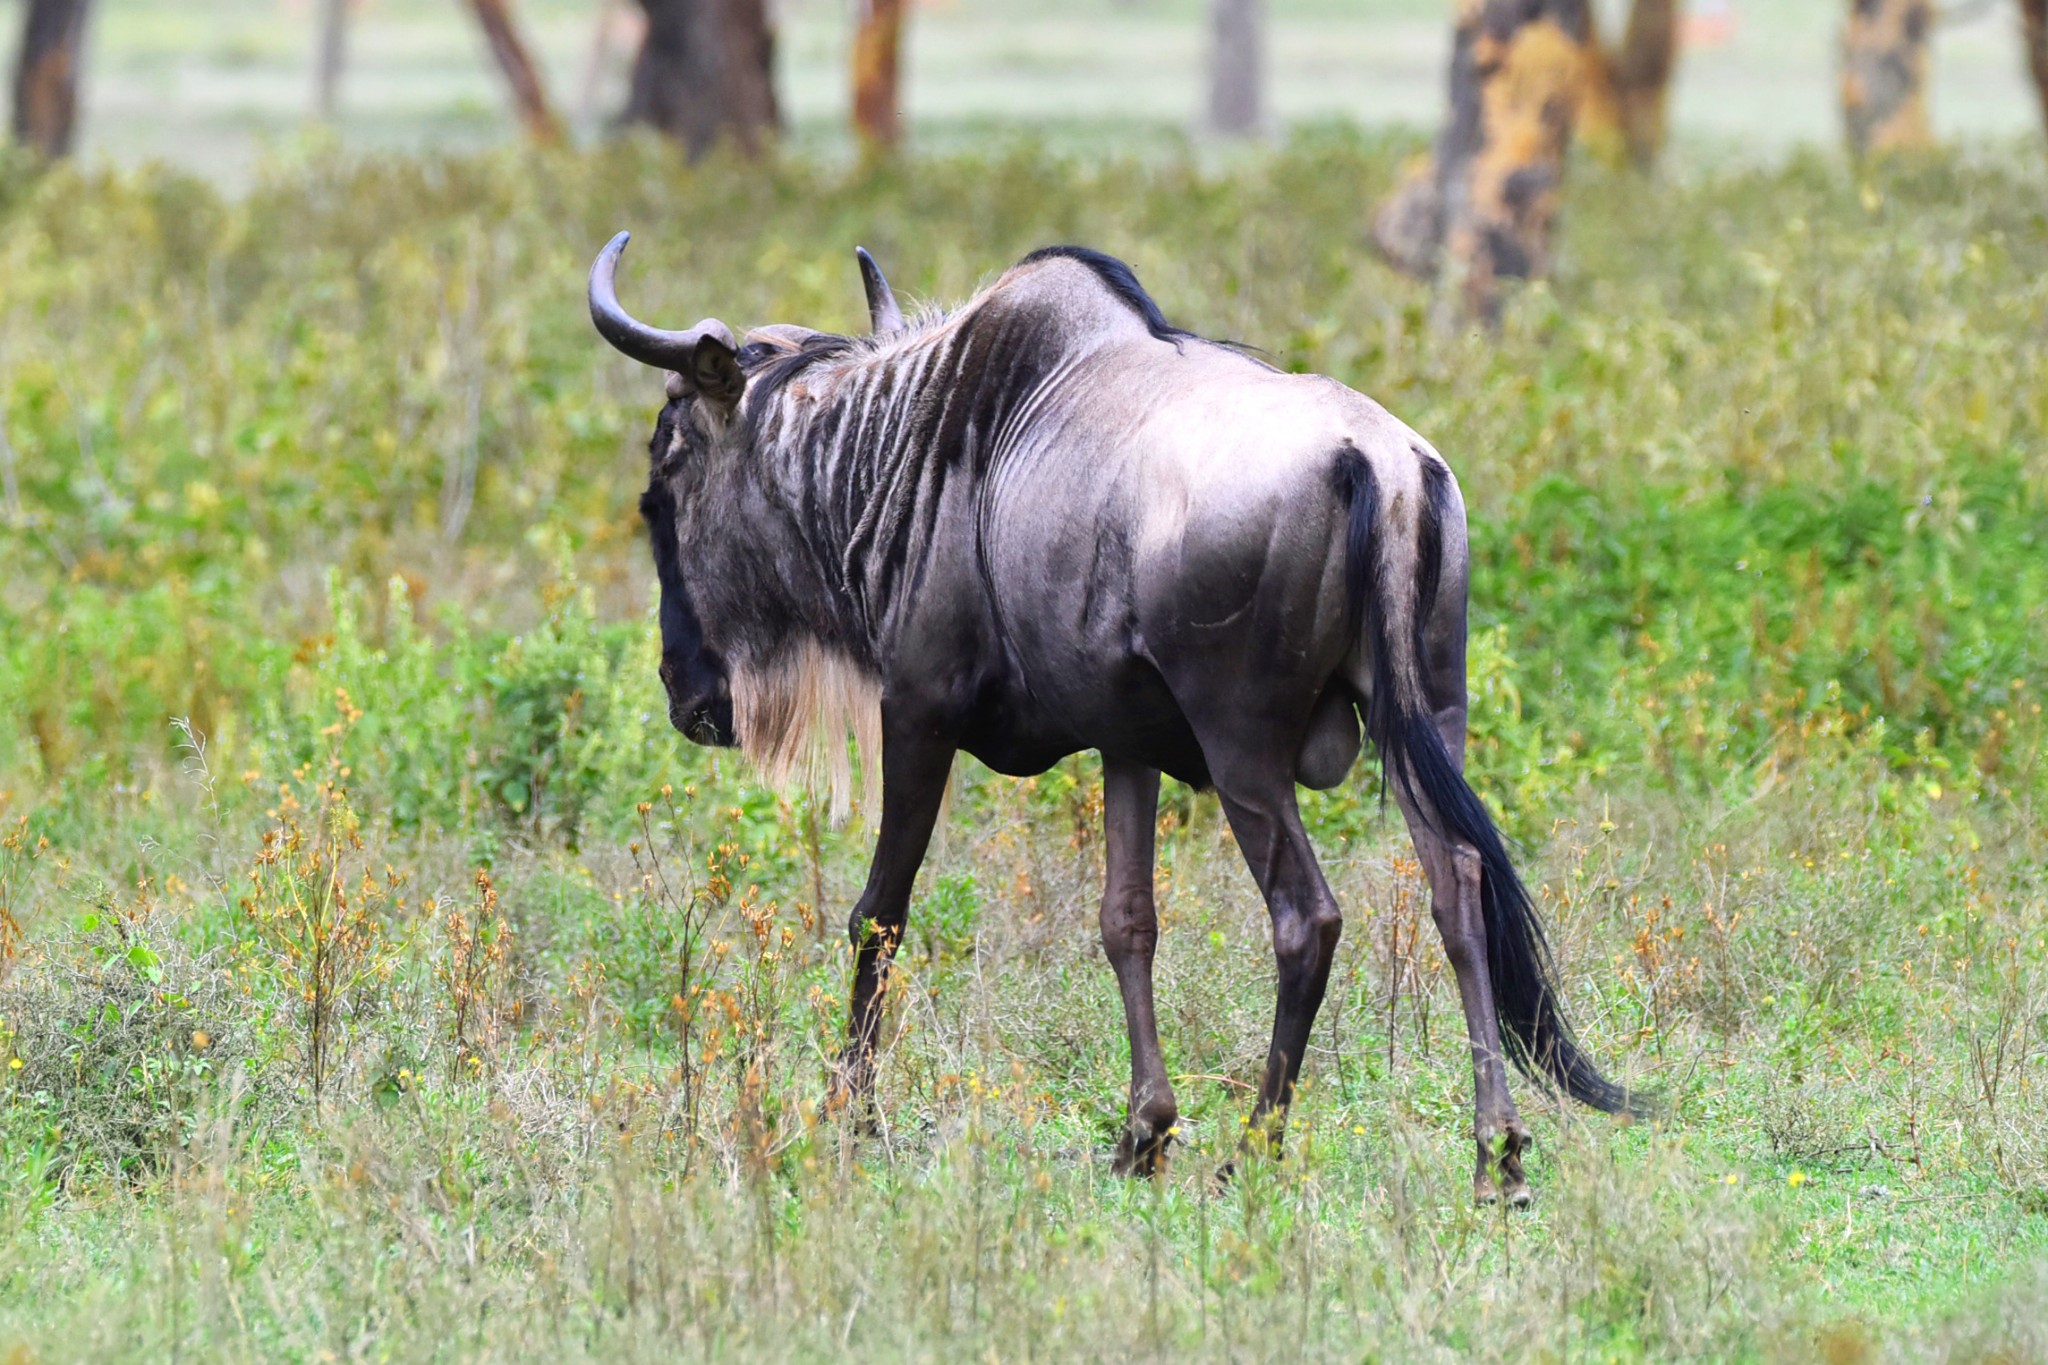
{"left": 855, "top": 246, "right": 905, "bottom": 333}
{"left": 590, "top": 231, "right": 708, "bottom": 370}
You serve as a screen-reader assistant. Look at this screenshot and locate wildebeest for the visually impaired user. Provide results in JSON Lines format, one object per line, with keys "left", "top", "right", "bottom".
{"left": 590, "top": 234, "right": 1635, "bottom": 1204}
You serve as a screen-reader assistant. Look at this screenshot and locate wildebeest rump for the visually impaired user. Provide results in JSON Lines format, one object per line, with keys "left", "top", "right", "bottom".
{"left": 589, "top": 235, "right": 1636, "bottom": 1203}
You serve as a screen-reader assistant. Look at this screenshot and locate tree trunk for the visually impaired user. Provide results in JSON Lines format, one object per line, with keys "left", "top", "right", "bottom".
{"left": 620, "top": 0, "right": 777, "bottom": 158}
{"left": 1369, "top": 0, "right": 1595, "bottom": 322}
{"left": 314, "top": 0, "right": 348, "bottom": 121}
{"left": 715, "top": 0, "right": 777, "bottom": 149}
{"left": 1841, "top": 0, "right": 1932, "bottom": 155}
{"left": 1581, "top": 0, "right": 1678, "bottom": 168}
{"left": 2022, "top": 0, "right": 2048, "bottom": 141}
{"left": 465, "top": 0, "right": 563, "bottom": 143}
{"left": 621, "top": 0, "right": 718, "bottom": 152}
{"left": 1206, "top": 0, "right": 1264, "bottom": 137}
{"left": 852, "top": 0, "right": 905, "bottom": 150}
{"left": 11, "top": 0, "right": 92, "bottom": 158}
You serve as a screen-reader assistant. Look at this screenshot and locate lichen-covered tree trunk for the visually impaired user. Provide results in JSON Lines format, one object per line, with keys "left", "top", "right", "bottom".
{"left": 465, "top": 0, "right": 563, "bottom": 144}
{"left": 2023, "top": 0, "right": 2048, "bottom": 141}
{"left": 1841, "top": 0, "right": 1932, "bottom": 154}
{"left": 1369, "top": 0, "right": 1594, "bottom": 321}
{"left": 1581, "top": 0, "right": 1678, "bottom": 168}
{"left": 11, "top": 0, "right": 93, "bottom": 159}
{"left": 1206, "top": 0, "right": 1265, "bottom": 137}
{"left": 620, "top": 0, "right": 777, "bottom": 158}
{"left": 852, "top": 0, "right": 905, "bottom": 150}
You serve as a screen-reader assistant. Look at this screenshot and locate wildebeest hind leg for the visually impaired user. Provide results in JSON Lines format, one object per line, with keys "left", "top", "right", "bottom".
{"left": 1391, "top": 709, "right": 1532, "bottom": 1207}
{"left": 1099, "top": 759, "right": 1177, "bottom": 1175}
{"left": 1203, "top": 744, "right": 1344, "bottom": 1156}
{"left": 828, "top": 711, "right": 955, "bottom": 1129}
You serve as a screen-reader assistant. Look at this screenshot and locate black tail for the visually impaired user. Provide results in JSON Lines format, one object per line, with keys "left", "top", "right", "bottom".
{"left": 1389, "top": 711, "right": 1640, "bottom": 1114}
{"left": 1335, "top": 447, "right": 1640, "bottom": 1117}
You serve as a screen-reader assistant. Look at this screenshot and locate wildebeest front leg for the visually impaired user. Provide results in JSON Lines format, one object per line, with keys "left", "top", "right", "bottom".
{"left": 1392, "top": 710, "right": 1532, "bottom": 1207}
{"left": 829, "top": 717, "right": 955, "bottom": 1124}
{"left": 1100, "top": 760, "right": 1177, "bottom": 1175}
{"left": 1211, "top": 768, "right": 1344, "bottom": 1154}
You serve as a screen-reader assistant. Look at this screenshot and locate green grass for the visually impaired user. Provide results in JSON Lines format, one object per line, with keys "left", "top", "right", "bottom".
{"left": 0, "top": 134, "right": 2045, "bottom": 1359}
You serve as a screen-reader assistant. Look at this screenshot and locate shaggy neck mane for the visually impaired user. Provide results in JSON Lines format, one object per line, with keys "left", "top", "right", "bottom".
{"left": 713, "top": 325, "right": 971, "bottom": 824}
{"left": 737, "top": 305, "right": 954, "bottom": 432}
{"left": 709, "top": 248, "right": 1196, "bottom": 819}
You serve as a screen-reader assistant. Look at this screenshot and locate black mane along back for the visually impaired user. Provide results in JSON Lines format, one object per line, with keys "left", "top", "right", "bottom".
{"left": 1017, "top": 246, "right": 1193, "bottom": 344}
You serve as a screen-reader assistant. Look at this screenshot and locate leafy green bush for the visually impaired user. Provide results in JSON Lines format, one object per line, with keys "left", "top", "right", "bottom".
{"left": 4, "top": 134, "right": 2042, "bottom": 842}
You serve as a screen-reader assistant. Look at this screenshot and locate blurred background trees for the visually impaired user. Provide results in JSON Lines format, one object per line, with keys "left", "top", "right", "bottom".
{"left": 6, "top": 0, "right": 2048, "bottom": 317}
{"left": 852, "top": 0, "right": 905, "bottom": 150}
{"left": 1370, "top": 0, "right": 1597, "bottom": 320}
{"left": 618, "top": 0, "right": 777, "bottom": 156}
{"left": 313, "top": 0, "right": 347, "bottom": 119}
{"left": 1583, "top": 0, "right": 1680, "bottom": 167}
{"left": 2020, "top": 0, "right": 2046, "bottom": 126}
{"left": 12, "top": 1, "right": 2048, "bottom": 171}
{"left": 1206, "top": 0, "right": 1264, "bottom": 137}
{"left": 9, "top": 0, "right": 91, "bottom": 158}
{"left": 8, "top": 0, "right": 2039, "bottom": 167}
{"left": 466, "top": 0, "right": 562, "bottom": 142}
{"left": 1841, "top": 0, "right": 1933, "bottom": 153}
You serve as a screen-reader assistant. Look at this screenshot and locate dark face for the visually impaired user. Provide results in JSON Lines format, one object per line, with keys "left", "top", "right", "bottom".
{"left": 642, "top": 395, "right": 736, "bottom": 747}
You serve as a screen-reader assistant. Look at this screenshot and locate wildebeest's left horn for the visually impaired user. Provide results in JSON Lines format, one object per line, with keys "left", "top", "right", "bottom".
{"left": 589, "top": 231, "right": 733, "bottom": 371}
{"left": 856, "top": 246, "right": 905, "bottom": 333}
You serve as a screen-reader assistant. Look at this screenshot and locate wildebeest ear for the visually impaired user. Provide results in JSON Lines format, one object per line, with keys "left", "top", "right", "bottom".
{"left": 682, "top": 319, "right": 745, "bottom": 414}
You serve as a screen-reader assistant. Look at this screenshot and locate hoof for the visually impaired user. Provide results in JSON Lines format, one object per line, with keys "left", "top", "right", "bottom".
{"left": 1475, "top": 1119, "right": 1534, "bottom": 1208}
{"left": 1112, "top": 1117, "right": 1176, "bottom": 1177}
{"left": 1473, "top": 1176, "right": 1534, "bottom": 1209}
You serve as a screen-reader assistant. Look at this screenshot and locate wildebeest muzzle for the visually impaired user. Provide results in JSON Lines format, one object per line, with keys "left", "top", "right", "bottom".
{"left": 659, "top": 656, "right": 737, "bottom": 748}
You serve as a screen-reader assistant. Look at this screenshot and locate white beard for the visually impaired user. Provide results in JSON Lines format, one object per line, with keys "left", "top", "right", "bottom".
{"left": 730, "top": 640, "right": 882, "bottom": 825}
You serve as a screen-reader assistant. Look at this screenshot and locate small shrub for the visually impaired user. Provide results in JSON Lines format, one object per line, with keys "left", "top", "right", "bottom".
{"left": 239, "top": 694, "right": 405, "bottom": 1104}
{"left": 438, "top": 867, "right": 516, "bottom": 1082}
{"left": 0, "top": 883, "right": 284, "bottom": 1186}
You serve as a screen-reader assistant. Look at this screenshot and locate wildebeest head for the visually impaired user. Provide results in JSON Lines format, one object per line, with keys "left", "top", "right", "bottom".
{"left": 589, "top": 231, "right": 750, "bottom": 747}
{"left": 638, "top": 395, "right": 737, "bottom": 748}
{"left": 590, "top": 232, "right": 904, "bottom": 764}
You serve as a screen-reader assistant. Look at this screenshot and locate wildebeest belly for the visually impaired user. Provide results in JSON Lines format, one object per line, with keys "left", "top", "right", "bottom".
{"left": 957, "top": 642, "right": 1214, "bottom": 787}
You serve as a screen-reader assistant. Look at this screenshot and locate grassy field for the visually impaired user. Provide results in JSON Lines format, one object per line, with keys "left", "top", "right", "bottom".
{"left": 59, "top": 0, "right": 2048, "bottom": 178}
{"left": 1, "top": 129, "right": 2047, "bottom": 1359}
